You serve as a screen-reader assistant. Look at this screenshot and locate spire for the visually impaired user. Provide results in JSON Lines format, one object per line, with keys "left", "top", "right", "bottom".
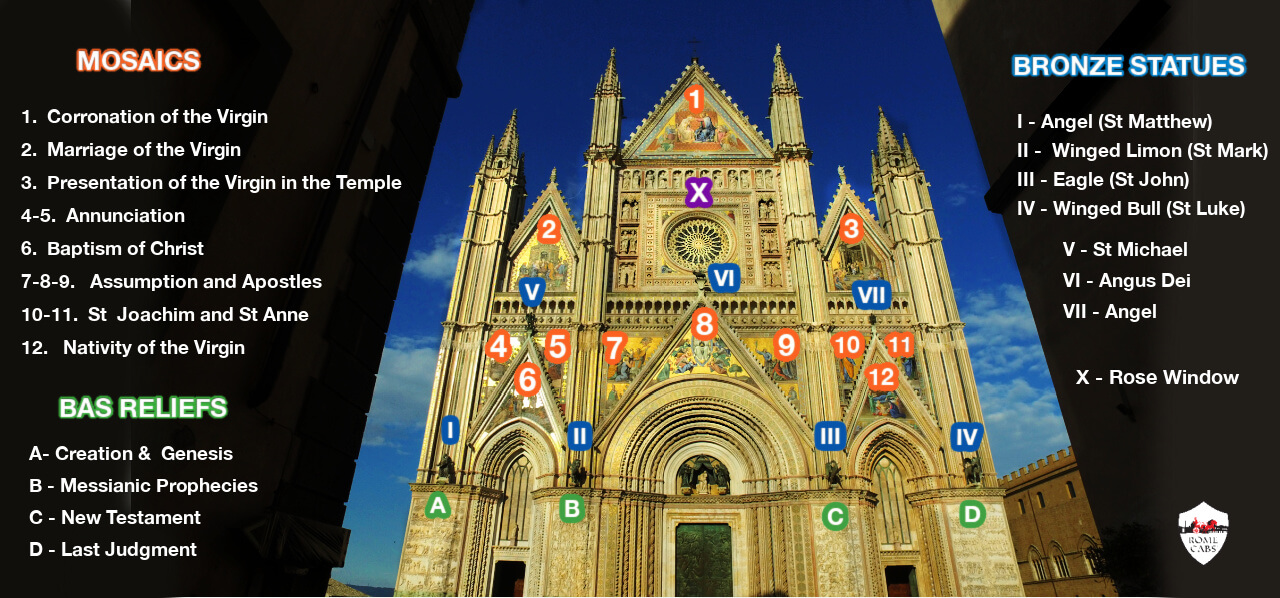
{"left": 903, "top": 135, "right": 916, "bottom": 164}
{"left": 772, "top": 43, "right": 796, "bottom": 92}
{"left": 497, "top": 109, "right": 519, "bottom": 155}
{"left": 479, "top": 135, "right": 495, "bottom": 169}
{"left": 877, "top": 106, "right": 900, "bottom": 154}
{"left": 596, "top": 48, "right": 620, "bottom": 94}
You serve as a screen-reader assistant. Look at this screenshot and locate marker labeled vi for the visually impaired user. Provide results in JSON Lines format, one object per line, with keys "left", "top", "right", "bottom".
{"left": 708, "top": 263, "right": 740, "bottom": 293}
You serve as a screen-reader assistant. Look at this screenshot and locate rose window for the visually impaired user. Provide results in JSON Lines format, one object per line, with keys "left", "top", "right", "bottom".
{"left": 665, "top": 218, "right": 731, "bottom": 271}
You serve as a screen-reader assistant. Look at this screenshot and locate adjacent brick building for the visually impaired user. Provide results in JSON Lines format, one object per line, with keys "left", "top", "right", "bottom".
{"left": 1000, "top": 447, "right": 1117, "bottom": 596}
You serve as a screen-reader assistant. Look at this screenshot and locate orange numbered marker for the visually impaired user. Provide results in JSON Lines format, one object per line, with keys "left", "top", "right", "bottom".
{"left": 774, "top": 328, "right": 799, "bottom": 362}
{"left": 864, "top": 362, "right": 898, "bottom": 391}
{"left": 684, "top": 84, "right": 706, "bottom": 114}
{"left": 545, "top": 329, "right": 571, "bottom": 365}
{"left": 691, "top": 307, "right": 718, "bottom": 341}
{"left": 485, "top": 329, "right": 512, "bottom": 363}
{"left": 602, "top": 331, "right": 628, "bottom": 365}
{"left": 537, "top": 214, "right": 561, "bottom": 244}
{"left": 515, "top": 362, "right": 542, "bottom": 397}
{"left": 838, "top": 212, "right": 864, "bottom": 245}
{"left": 830, "top": 330, "right": 865, "bottom": 359}
{"left": 885, "top": 332, "right": 914, "bottom": 358}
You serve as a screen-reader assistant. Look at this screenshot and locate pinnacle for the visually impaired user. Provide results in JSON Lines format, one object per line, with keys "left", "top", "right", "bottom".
{"left": 478, "top": 135, "right": 495, "bottom": 170}
{"left": 550, "top": 167, "right": 557, "bottom": 183}
{"left": 497, "top": 109, "right": 519, "bottom": 154}
{"left": 772, "top": 43, "right": 796, "bottom": 92}
{"left": 597, "top": 48, "right": 621, "bottom": 94}
{"left": 877, "top": 107, "right": 900, "bottom": 153}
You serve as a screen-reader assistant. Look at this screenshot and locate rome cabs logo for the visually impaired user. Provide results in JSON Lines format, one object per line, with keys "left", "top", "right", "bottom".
{"left": 1178, "top": 501, "right": 1228, "bottom": 564}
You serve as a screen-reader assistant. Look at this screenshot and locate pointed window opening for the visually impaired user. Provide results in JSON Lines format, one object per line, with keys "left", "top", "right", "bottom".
{"left": 497, "top": 455, "right": 533, "bottom": 544}
{"left": 873, "top": 456, "right": 913, "bottom": 549}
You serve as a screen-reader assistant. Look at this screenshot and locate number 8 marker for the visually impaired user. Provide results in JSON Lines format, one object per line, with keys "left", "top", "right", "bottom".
{"left": 545, "top": 328, "right": 570, "bottom": 365}
{"left": 774, "top": 328, "right": 799, "bottom": 362}
{"left": 515, "top": 362, "right": 542, "bottom": 397}
{"left": 691, "top": 307, "right": 718, "bottom": 341}
{"left": 485, "top": 329, "right": 512, "bottom": 363}
{"left": 602, "top": 331, "right": 628, "bottom": 365}
{"left": 537, "top": 214, "right": 561, "bottom": 244}
{"left": 839, "top": 212, "right": 864, "bottom": 245}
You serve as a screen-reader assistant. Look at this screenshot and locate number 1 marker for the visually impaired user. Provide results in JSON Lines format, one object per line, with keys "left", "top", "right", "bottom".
{"left": 684, "top": 85, "right": 705, "bottom": 114}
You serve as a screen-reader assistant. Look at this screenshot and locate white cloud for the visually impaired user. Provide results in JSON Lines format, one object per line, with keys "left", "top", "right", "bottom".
{"left": 944, "top": 182, "right": 977, "bottom": 206}
{"left": 978, "top": 378, "right": 1070, "bottom": 474}
{"left": 404, "top": 234, "right": 461, "bottom": 281}
{"left": 961, "top": 284, "right": 1048, "bottom": 377}
{"left": 363, "top": 335, "right": 439, "bottom": 447}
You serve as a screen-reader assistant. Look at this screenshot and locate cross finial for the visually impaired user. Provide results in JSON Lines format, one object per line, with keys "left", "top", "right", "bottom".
{"left": 688, "top": 37, "right": 701, "bottom": 62}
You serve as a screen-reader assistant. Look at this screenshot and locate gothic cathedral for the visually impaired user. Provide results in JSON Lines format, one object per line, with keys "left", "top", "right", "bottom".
{"left": 395, "top": 47, "right": 1024, "bottom": 597}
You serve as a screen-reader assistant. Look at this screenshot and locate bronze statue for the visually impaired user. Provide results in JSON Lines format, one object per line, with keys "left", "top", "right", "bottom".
{"left": 437, "top": 453, "right": 456, "bottom": 484}
{"left": 713, "top": 463, "right": 731, "bottom": 494}
{"left": 825, "top": 460, "right": 842, "bottom": 488}
{"left": 569, "top": 458, "right": 588, "bottom": 488}
{"left": 678, "top": 464, "right": 694, "bottom": 493}
{"left": 963, "top": 456, "right": 982, "bottom": 486}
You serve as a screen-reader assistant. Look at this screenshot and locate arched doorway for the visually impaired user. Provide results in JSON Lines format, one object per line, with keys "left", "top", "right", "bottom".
{"left": 599, "top": 377, "right": 812, "bottom": 597}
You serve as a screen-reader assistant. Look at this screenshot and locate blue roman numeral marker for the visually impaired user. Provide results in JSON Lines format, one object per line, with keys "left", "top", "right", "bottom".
{"left": 519, "top": 277, "right": 546, "bottom": 307}
{"left": 708, "top": 263, "right": 740, "bottom": 293}
{"left": 851, "top": 280, "right": 891, "bottom": 310}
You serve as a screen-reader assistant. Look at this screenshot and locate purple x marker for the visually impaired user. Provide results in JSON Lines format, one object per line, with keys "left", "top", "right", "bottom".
{"left": 684, "top": 177, "right": 714, "bottom": 208}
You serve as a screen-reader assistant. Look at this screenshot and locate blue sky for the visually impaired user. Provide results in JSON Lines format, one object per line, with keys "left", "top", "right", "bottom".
{"left": 332, "top": 0, "right": 1068, "bottom": 588}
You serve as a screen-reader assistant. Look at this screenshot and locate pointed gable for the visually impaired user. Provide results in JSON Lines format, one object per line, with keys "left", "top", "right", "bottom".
{"left": 842, "top": 335, "right": 940, "bottom": 436}
{"left": 818, "top": 167, "right": 895, "bottom": 292}
{"left": 597, "top": 298, "right": 810, "bottom": 434}
{"left": 506, "top": 169, "right": 581, "bottom": 293}
{"left": 470, "top": 336, "right": 568, "bottom": 446}
{"left": 623, "top": 63, "right": 772, "bottom": 160}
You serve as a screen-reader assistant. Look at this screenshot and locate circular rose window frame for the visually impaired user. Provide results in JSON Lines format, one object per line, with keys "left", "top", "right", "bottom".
{"left": 662, "top": 213, "right": 735, "bottom": 272}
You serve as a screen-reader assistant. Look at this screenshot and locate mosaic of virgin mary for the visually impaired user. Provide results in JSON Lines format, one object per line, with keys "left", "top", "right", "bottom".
{"left": 643, "top": 100, "right": 751, "bottom": 154}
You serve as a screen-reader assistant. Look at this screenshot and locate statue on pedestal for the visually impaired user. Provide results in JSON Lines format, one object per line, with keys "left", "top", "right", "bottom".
{"left": 569, "top": 458, "right": 588, "bottom": 488}
{"left": 963, "top": 456, "right": 982, "bottom": 486}
{"left": 825, "top": 460, "right": 843, "bottom": 488}
{"left": 436, "top": 454, "right": 456, "bottom": 484}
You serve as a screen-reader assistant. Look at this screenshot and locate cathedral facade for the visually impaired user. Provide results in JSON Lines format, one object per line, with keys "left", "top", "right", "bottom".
{"left": 395, "top": 47, "right": 1024, "bottom": 597}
